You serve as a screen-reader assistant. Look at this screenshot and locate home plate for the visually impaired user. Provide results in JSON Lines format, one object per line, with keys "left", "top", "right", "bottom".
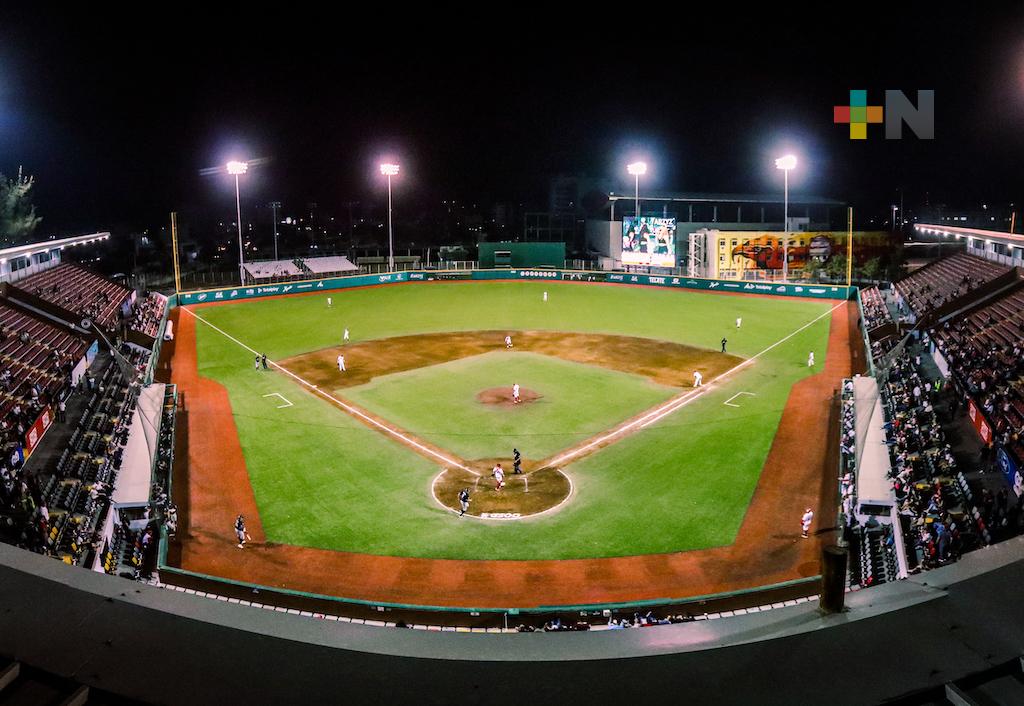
{"left": 724, "top": 391, "right": 756, "bottom": 408}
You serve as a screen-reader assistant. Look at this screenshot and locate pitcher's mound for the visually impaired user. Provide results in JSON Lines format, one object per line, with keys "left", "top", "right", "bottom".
{"left": 476, "top": 387, "right": 542, "bottom": 407}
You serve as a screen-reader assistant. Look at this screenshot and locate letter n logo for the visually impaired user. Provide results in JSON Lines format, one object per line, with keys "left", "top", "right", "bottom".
{"left": 885, "top": 90, "right": 934, "bottom": 139}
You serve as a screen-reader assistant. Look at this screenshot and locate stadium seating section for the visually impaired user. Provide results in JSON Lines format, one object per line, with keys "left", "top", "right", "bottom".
{"left": 893, "top": 253, "right": 1009, "bottom": 319}
{"left": 17, "top": 263, "right": 133, "bottom": 330}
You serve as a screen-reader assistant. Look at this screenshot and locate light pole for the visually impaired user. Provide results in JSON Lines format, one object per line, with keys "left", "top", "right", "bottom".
{"left": 775, "top": 155, "right": 797, "bottom": 281}
{"left": 627, "top": 161, "right": 647, "bottom": 223}
{"left": 380, "top": 163, "right": 400, "bottom": 272}
{"left": 227, "top": 160, "right": 249, "bottom": 285}
{"left": 269, "top": 201, "right": 281, "bottom": 261}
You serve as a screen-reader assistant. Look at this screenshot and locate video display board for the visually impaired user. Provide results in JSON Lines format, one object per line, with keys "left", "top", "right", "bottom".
{"left": 622, "top": 216, "right": 676, "bottom": 267}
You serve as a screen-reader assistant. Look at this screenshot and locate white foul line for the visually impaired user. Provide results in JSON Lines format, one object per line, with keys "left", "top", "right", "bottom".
{"left": 723, "top": 391, "right": 756, "bottom": 408}
{"left": 547, "top": 300, "right": 844, "bottom": 467}
{"left": 262, "top": 392, "right": 293, "bottom": 408}
{"left": 180, "top": 307, "right": 474, "bottom": 473}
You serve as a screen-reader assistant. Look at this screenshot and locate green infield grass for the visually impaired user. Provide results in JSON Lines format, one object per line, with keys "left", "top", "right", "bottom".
{"left": 342, "top": 351, "right": 680, "bottom": 461}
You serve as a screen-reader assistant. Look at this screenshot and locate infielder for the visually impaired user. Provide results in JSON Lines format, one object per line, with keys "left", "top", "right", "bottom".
{"left": 458, "top": 488, "right": 470, "bottom": 516}
{"left": 807, "top": 351, "right": 815, "bottom": 367}
{"left": 504, "top": 334, "right": 513, "bottom": 349}
{"left": 337, "top": 354, "right": 346, "bottom": 372}
{"left": 512, "top": 383, "right": 521, "bottom": 404}
{"left": 492, "top": 463, "right": 505, "bottom": 491}
{"left": 692, "top": 370, "right": 703, "bottom": 388}
{"left": 801, "top": 507, "right": 814, "bottom": 538}
{"left": 234, "top": 514, "right": 250, "bottom": 548}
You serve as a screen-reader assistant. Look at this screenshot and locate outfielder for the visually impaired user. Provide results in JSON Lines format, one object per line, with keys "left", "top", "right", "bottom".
{"left": 327, "top": 296, "right": 333, "bottom": 307}
{"left": 736, "top": 317, "right": 742, "bottom": 329}
{"left": 343, "top": 328, "right": 350, "bottom": 343}
{"left": 807, "top": 351, "right": 815, "bottom": 367}
{"left": 543, "top": 291, "right": 548, "bottom": 302}
{"left": 337, "top": 354, "right": 346, "bottom": 372}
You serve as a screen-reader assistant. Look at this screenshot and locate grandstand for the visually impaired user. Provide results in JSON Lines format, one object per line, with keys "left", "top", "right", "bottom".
{"left": 15, "top": 263, "right": 134, "bottom": 331}
{"left": 893, "top": 252, "right": 1013, "bottom": 323}
{"left": 242, "top": 255, "right": 358, "bottom": 283}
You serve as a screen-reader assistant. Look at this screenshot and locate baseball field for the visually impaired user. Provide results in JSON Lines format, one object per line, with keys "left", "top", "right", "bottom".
{"left": 164, "top": 279, "right": 857, "bottom": 607}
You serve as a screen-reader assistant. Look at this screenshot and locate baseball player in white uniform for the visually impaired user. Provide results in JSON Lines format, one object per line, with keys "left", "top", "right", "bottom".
{"left": 344, "top": 328, "right": 350, "bottom": 343}
{"left": 543, "top": 291, "right": 548, "bottom": 302}
{"left": 512, "top": 383, "right": 521, "bottom": 404}
{"left": 327, "top": 296, "right": 333, "bottom": 307}
{"left": 492, "top": 464, "right": 505, "bottom": 491}
{"left": 736, "top": 317, "right": 742, "bottom": 329}
{"left": 807, "top": 351, "right": 815, "bottom": 367}
{"left": 504, "top": 334, "right": 513, "bottom": 349}
{"left": 692, "top": 371, "right": 703, "bottom": 388}
{"left": 801, "top": 507, "right": 814, "bottom": 538}
{"left": 337, "top": 355, "right": 346, "bottom": 372}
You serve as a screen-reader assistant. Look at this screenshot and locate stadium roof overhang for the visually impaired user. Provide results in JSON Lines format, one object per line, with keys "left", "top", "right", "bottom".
{"left": 915, "top": 223, "right": 1024, "bottom": 248}
{"left": 605, "top": 191, "right": 845, "bottom": 207}
{"left": 0, "top": 232, "right": 111, "bottom": 262}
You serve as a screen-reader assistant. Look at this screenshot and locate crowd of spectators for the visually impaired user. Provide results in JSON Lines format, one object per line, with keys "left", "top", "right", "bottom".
{"left": 859, "top": 286, "right": 894, "bottom": 330}
{"left": 878, "top": 347, "right": 966, "bottom": 569}
{"left": 933, "top": 308, "right": 1024, "bottom": 463}
{"left": 126, "top": 293, "right": 167, "bottom": 338}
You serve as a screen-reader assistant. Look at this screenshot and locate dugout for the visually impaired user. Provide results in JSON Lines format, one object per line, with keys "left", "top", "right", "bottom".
{"left": 478, "top": 241, "right": 565, "bottom": 268}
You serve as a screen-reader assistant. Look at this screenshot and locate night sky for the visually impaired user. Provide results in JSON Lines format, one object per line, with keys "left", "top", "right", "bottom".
{"left": 2, "top": 6, "right": 1024, "bottom": 234}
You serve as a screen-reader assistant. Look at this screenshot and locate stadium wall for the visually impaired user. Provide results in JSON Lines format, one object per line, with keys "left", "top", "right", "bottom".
{"left": 4, "top": 538, "right": 1024, "bottom": 705}
{"left": 174, "top": 268, "right": 856, "bottom": 306}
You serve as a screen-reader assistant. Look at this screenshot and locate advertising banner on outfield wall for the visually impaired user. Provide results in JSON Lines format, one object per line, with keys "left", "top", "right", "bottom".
{"left": 176, "top": 269, "right": 852, "bottom": 306}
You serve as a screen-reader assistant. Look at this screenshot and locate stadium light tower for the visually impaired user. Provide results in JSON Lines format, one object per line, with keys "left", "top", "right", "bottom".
{"left": 627, "top": 161, "right": 647, "bottom": 221}
{"left": 226, "top": 160, "right": 249, "bottom": 285}
{"left": 380, "top": 163, "right": 400, "bottom": 272}
{"left": 775, "top": 155, "right": 797, "bottom": 281}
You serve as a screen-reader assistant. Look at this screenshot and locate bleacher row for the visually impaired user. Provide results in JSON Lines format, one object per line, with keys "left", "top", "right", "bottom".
{"left": 0, "top": 302, "right": 85, "bottom": 424}
{"left": 859, "top": 286, "right": 893, "bottom": 330}
{"left": 893, "top": 252, "right": 1008, "bottom": 319}
{"left": 932, "top": 287, "right": 1024, "bottom": 463}
{"left": 17, "top": 263, "right": 133, "bottom": 330}
{"left": 243, "top": 255, "right": 358, "bottom": 280}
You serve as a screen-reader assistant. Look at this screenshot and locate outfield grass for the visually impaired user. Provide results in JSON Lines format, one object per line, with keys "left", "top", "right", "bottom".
{"left": 191, "top": 281, "right": 833, "bottom": 560}
{"left": 342, "top": 351, "right": 679, "bottom": 461}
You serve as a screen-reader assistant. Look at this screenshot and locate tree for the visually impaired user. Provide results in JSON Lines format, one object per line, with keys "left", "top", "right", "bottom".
{"left": 824, "top": 254, "right": 848, "bottom": 281}
{"left": 0, "top": 167, "right": 42, "bottom": 247}
{"left": 861, "top": 256, "right": 883, "bottom": 281}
